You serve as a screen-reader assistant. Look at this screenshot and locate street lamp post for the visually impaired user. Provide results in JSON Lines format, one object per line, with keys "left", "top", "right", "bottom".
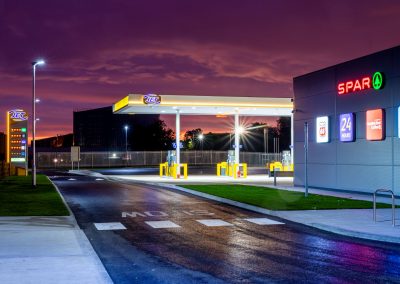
{"left": 198, "top": 133, "right": 204, "bottom": 151}
{"left": 124, "top": 125, "right": 129, "bottom": 164}
{"left": 32, "top": 60, "right": 45, "bottom": 187}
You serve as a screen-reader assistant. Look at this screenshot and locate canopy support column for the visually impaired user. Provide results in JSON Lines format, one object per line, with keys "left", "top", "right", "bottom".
{"left": 176, "top": 110, "right": 181, "bottom": 175}
{"left": 291, "top": 112, "right": 294, "bottom": 164}
{"left": 234, "top": 112, "right": 240, "bottom": 164}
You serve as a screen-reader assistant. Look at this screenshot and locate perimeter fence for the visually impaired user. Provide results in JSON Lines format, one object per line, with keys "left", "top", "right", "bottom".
{"left": 37, "top": 151, "right": 282, "bottom": 169}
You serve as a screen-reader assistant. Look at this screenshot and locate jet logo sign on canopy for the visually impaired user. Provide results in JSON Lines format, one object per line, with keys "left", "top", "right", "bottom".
{"left": 143, "top": 94, "right": 161, "bottom": 105}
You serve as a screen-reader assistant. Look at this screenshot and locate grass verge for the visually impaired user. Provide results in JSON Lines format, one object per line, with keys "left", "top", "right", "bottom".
{"left": 0, "top": 174, "right": 69, "bottom": 216}
{"left": 180, "top": 184, "right": 394, "bottom": 211}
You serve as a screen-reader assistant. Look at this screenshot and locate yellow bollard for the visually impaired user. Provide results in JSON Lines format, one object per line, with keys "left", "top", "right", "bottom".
{"left": 242, "top": 163, "right": 247, "bottom": 178}
{"left": 217, "top": 163, "right": 221, "bottom": 176}
{"left": 182, "top": 163, "right": 188, "bottom": 179}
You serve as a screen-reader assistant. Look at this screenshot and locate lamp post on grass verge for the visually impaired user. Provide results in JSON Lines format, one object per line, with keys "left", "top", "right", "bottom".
{"left": 32, "top": 60, "right": 45, "bottom": 187}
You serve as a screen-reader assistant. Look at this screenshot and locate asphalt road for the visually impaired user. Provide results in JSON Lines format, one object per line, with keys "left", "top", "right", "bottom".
{"left": 49, "top": 172, "right": 400, "bottom": 284}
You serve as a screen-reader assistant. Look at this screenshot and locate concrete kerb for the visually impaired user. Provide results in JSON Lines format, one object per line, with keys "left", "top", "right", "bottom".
{"left": 47, "top": 176, "right": 77, "bottom": 226}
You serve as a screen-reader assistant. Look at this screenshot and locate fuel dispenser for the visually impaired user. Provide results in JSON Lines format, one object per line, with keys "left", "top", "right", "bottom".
{"left": 159, "top": 150, "right": 187, "bottom": 179}
{"left": 167, "top": 150, "right": 176, "bottom": 167}
{"left": 217, "top": 150, "right": 247, "bottom": 178}
{"left": 268, "top": 150, "right": 293, "bottom": 176}
{"left": 282, "top": 151, "right": 293, "bottom": 171}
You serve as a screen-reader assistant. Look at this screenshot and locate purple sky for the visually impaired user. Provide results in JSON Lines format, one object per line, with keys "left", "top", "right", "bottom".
{"left": 1, "top": 0, "right": 400, "bottom": 138}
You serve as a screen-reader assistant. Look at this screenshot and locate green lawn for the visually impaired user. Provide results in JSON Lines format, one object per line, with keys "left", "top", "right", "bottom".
{"left": 0, "top": 175, "right": 69, "bottom": 216}
{"left": 181, "top": 184, "right": 393, "bottom": 211}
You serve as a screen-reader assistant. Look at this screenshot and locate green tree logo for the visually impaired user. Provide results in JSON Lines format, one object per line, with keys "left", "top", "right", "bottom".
{"left": 372, "top": 72, "right": 384, "bottom": 90}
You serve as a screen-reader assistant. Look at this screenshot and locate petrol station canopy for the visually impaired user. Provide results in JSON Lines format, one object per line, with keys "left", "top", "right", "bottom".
{"left": 113, "top": 94, "right": 293, "bottom": 116}
{"left": 113, "top": 93, "right": 294, "bottom": 168}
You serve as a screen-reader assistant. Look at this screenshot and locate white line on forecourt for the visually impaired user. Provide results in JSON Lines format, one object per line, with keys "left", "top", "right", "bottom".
{"left": 196, "top": 219, "right": 233, "bottom": 227}
{"left": 94, "top": 218, "right": 284, "bottom": 230}
{"left": 145, "top": 221, "right": 181, "bottom": 229}
{"left": 94, "top": 222, "right": 127, "bottom": 230}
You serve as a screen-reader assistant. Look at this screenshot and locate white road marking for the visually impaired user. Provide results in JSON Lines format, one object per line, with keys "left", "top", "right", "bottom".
{"left": 243, "top": 218, "right": 284, "bottom": 225}
{"left": 196, "top": 219, "right": 233, "bottom": 227}
{"left": 94, "top": 222, "right": 127, "bottom": 230}
{"left": 145, "top": 220, "right": 181, "bottom": 229}
{"left": 95, "top": 178, "right": 104, "bottom": 181}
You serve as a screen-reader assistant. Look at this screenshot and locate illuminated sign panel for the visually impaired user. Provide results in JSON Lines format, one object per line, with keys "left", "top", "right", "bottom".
{"left": 366, "top": 109, "right": 385, "bottom": 141}
{"left": 337, "top": 71, "right": 384, "bottom": 95}
{"left": 7, "top": 109, "right": 28, "bottom": 165}
{"left": 398, "top": 107, "right": 400, "bottom": 138}
{"left": 316, "top": 116, "right": 329, "bottom": 143}
{"left": 339, "top": 113, "right": 355, "bottom": 142}
{"left": 143, "top": 94, "right": 161, "bottom": 105}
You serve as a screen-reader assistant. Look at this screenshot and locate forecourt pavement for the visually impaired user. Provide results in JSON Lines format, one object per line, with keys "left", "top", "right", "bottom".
{"left": 51, "top": 172, "right": 400, "bottom": 283}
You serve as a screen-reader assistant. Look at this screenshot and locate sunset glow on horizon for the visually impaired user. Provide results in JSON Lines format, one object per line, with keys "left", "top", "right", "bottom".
{"left": 2, "top": 1, "right": 400, "bottom": 138}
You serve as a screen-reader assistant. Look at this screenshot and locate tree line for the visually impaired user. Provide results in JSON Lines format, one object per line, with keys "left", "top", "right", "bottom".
{"left": 132, "top": 117, "right": 291, "bottom": 153}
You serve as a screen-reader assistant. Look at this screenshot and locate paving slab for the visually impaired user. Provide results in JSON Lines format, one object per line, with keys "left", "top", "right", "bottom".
{"left": 0, "top": 216, "right": 113, "bottom": 284}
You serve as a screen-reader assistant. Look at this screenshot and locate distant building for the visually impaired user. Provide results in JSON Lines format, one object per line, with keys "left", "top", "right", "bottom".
{"left": 73, "top": 106, "right": 160, "bottom": 151}
{"left": 35, "top": 133, "right": 74, "bottom": 150}
{"left": 0, "top": 132, "right": 5, "bottom": 161}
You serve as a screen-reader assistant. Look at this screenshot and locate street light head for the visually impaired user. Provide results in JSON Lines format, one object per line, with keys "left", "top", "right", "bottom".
{"left": 35, "top": 98, "right": 40, "bottom": 103}
{"left": 124, "top": 125, "right": 129, "bottom": 130}
{"left": 198, "top": 134, "right": 204, "bottom": 140}
{"left": 32, "top": 60, "right": 45, "bottom": 66}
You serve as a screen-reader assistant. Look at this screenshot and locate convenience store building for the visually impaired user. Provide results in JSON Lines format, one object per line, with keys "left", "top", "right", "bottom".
{"left": 293, "top": 46, "right": 400, "bottom": 195}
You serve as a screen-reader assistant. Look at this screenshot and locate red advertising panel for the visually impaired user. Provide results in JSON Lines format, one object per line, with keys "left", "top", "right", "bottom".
{"left": 366, "top": 109, "right": 385, "bottom": 141}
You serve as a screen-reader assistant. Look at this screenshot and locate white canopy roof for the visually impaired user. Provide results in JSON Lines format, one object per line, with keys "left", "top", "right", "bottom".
{"left": 113, "top": 94, "right": 293, "bottom": 116}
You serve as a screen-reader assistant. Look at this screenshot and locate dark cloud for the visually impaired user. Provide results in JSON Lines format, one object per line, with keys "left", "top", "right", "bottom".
{"left": 1, "top": 0, "right": 400, "bottom": 137}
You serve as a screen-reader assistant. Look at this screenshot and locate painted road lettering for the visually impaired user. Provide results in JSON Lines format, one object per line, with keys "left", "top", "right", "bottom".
{"left": 122, "top": 209, "right": 215, "bottom": 218}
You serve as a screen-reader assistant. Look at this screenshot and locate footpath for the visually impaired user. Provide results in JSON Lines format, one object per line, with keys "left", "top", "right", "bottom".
{"left": 0, "top": 215, "right": 112, "bottom": 284}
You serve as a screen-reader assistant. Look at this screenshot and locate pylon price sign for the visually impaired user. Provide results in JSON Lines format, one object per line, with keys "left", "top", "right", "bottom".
{"left": 7, "top": 109, "right": 28, "bottom": 168}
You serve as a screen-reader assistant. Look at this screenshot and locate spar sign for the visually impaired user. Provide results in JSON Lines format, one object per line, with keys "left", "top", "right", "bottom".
{"left": 337, "top": 71, "right": 384, "bottom": 95}
{"left": 316, "top": 116, "right": 329, "bottom": 143}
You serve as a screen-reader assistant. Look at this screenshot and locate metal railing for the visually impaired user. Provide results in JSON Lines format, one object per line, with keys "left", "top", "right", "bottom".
{"left": 37, "top": 151, "right": 283, "bottom": 169}
{"left": 373, "top": 189, "right": 396, "bottom": 227}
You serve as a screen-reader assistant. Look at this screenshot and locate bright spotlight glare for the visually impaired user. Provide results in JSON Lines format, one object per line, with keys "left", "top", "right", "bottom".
{"left": 37, "top": 60, "right": 45, "bottom": 65}
{"left": 237, "top": 126, "right": 245, "bottom": 134}
{"left": 198, "top": 134, "right": 204, "bottom": 140}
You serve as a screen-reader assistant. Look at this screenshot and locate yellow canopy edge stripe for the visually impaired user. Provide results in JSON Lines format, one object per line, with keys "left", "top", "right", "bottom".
{"left": 113, "top": 96, "right": 129, "bottom": 112}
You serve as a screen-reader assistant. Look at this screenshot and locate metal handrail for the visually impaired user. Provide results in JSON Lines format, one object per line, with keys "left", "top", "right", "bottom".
{"left": 373, "top": 189, "right": 396, "bottom": 226}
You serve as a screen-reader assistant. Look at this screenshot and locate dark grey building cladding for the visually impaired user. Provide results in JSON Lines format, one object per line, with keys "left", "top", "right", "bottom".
{"left": 293, "top": 46, "right": 400, "bottom": 194}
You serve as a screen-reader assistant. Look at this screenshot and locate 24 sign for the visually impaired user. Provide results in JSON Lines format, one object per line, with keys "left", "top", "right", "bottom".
{"left": 339, "top": 113, "right": 355, "bottom": 142}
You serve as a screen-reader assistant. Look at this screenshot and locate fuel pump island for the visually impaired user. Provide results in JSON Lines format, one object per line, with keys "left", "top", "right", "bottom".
{"left": 113, "top": 94, "right": 293, "bottom": 179}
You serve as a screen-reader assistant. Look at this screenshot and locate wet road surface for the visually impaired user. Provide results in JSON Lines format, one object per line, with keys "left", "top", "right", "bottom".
{"left": 49, "top": 172, "right": 400, "bottom": 283}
